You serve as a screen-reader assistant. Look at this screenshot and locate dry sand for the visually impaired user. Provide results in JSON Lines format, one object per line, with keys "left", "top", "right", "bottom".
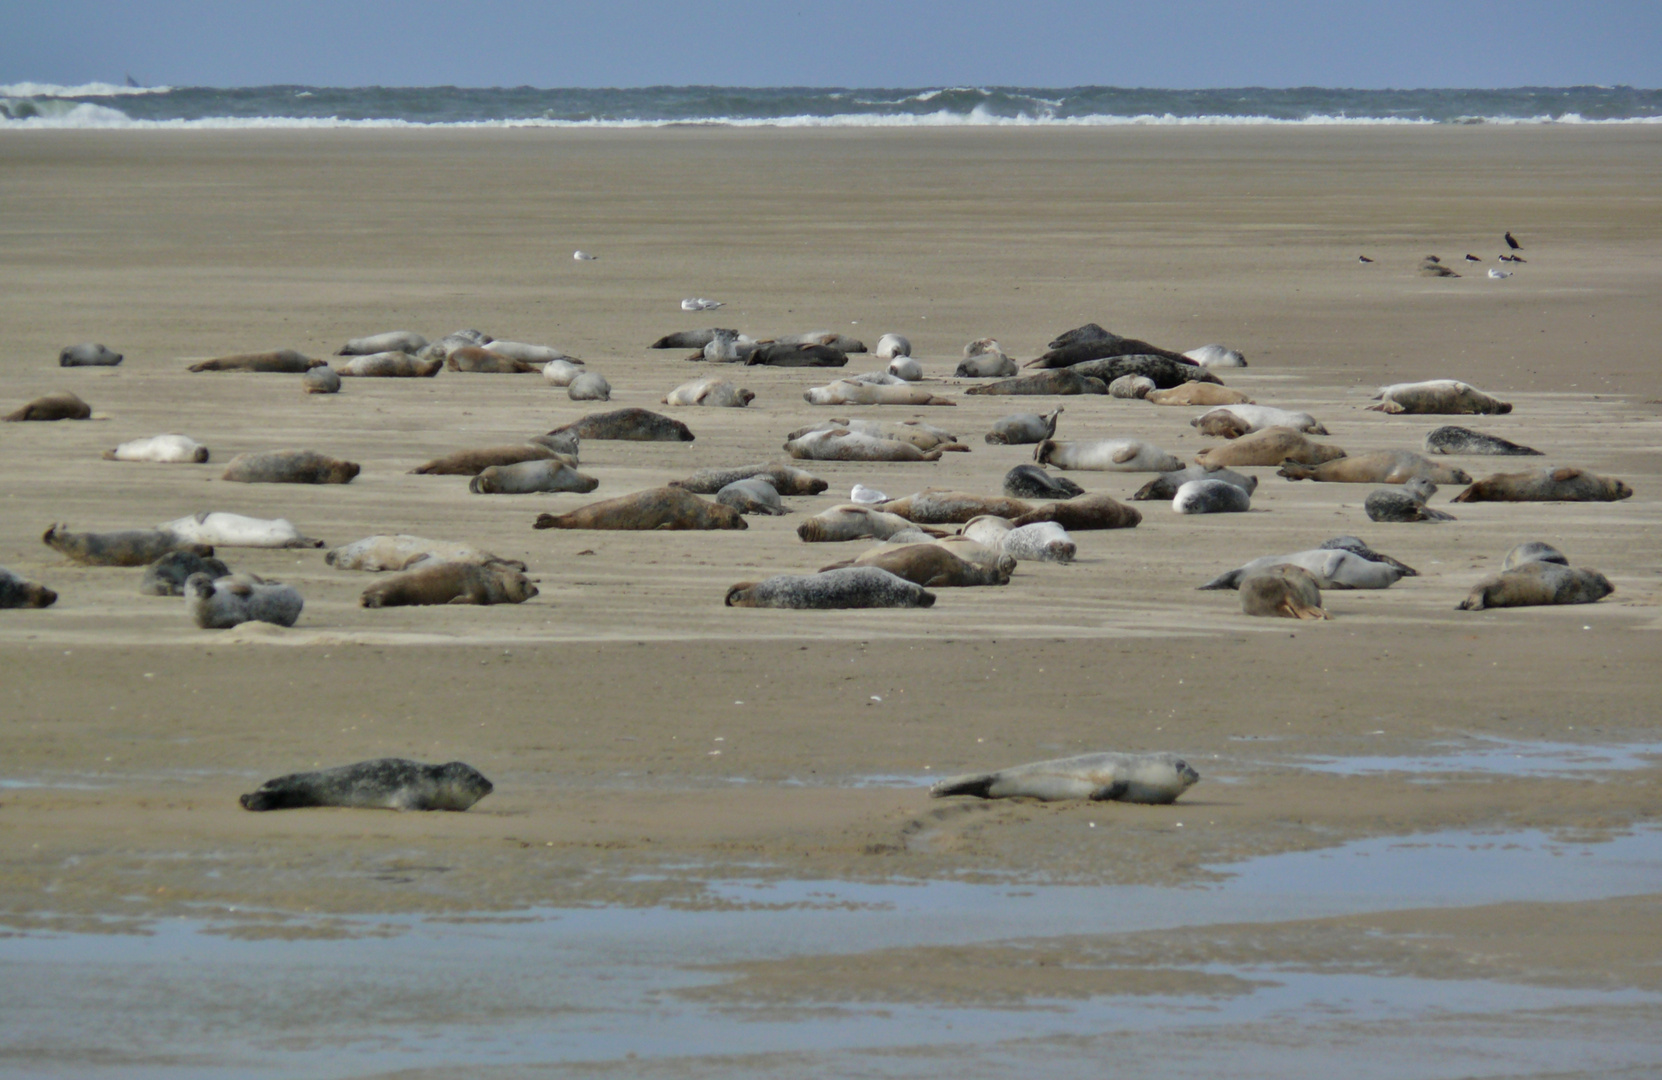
{"left": 1, "top": 126, "right": 1660, "bottom": 1075}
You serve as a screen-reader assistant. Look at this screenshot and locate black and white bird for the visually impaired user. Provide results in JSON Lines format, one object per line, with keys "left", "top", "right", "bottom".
{"left": 1464, "top": 254, "right": 1481, "bottom": 263}
{"left": 1505, "top": 231, "right": 1522, "bottom": 250}
{"left": 1499, "top": 253, "right": 1527, "bottom": 264}
{"left": 1357, "top": 255, "right": 1374, "bottom": 263}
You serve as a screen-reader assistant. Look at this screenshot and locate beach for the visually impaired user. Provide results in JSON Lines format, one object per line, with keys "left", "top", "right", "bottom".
{"left": 2, "top": 125, "right": 1660, "bottom": 1076}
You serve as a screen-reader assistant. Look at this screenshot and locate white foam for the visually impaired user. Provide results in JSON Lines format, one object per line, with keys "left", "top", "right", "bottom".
{"left": 0, "top": 81, "right": 172, "bottom": 97}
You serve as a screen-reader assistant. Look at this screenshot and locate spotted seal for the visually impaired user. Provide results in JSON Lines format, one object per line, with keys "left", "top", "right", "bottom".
{"left": 548, "top": 409, "right": 693, "bottom": 442}
{"left": 671, "top": 463, "right": 828, "bottom": 496}
{"left": 336, "top": 330, "right": 428, "bottom": 355}
{"left": 184, "top": 572, "right": 303, "bottom": 628}
{"left": 1108, "top": 374, "right": 1156, "bottom": 399}
{"left": 1066, "top": 355, "right": 1218, "bottom": 389}
{"left": 664, "top": 376, "right": 755, "bottom": 407}
{"left": 222, "top": 450, "right": 360, "bottom": 484}
{"left": 930, "top": 751, "right": 1199, "bottom": 803}
{"left": 1277, "top": 451, "right": 1469, "bottom": 485}
{"left": 239, "top": 758, "right": 493, "bottom": 812}
{"left": 1423, "top": 426, "right": 1542, "bottom": 456}
{"left": 1009, "top": 493, "right": 1141, "bottom": 531}
{"left": 469, "top": 460, "right": 598, "bottom": 494}
{"left": 43, "top": 525, "right": 210, "bottom": 567}
{"left": 533, "top": 487, "right": 745, "bottom": 531}
{"left": 1451, "top": 467, "right": 1632, "bottom": 503}
{"left": 1365, "top": 477, "right": 1455, "bottom": 522}
{"left": 724, "top": 566, "right": 934, "bottom": 609}
{"left": 361, "top": 561, "right": 538, "bottom": 607}
{"left": 985, "top": 408, "right": 1063, "bottom": 445}
{"left": 1003, "top": 463, "right": 1084, "bottom": 500}
{"left": 1027, "top": 335, "right": 1192, "bottom": 369}
{"left": 5, "top": 391, "right": 91, "bottom": 422}
{"left": 188, "top": 350, "right": 324, "bottom": 373}
{"left": 1240, "top": 565, "right": 1329, "bottom": 620}
{"left": 566, "top": 371, "right": 612, "bottom": 401}
{"left": 1194, "top": 405, "right": 1327, "bottom": 438}
{"left": 103, "top": 434, "right": 209, "bottom": 463}
{"left": 1034, "top": 438, "right": 1183, "bottom": 473}
{"left": 714, "top": 477, "right": 788, "bottom": 516}
{"left": 59, "top": 343, "right": 123, "bottom": 367}
{"left": 955, "top": 340, "right": 1018, "bottom": 378}
{"left": 961, "top": 516, "right": 1076, "bottom": 563}
{"left": 0, "top": 568, "right": 57, "bottom": 608}
{"left": 873, "top": 491, "right": 1037, "bottom": 525}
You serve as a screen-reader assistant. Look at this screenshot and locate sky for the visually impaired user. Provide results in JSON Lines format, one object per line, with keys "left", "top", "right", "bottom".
{"left": 3, "top": 0, "right": 1658, "bottom": 90}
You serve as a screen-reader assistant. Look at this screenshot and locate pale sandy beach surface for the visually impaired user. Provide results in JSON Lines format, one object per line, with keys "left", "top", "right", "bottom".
{"left": 1, "top": 127, "right": 1660, "bottom": 1077}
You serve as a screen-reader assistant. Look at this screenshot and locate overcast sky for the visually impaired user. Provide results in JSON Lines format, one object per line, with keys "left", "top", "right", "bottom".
{"left": 4, "top": 0, "right": 1658, "bottom": 90}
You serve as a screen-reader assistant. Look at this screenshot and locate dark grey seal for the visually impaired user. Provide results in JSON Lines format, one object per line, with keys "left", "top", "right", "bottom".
{"left": 725, "top": 566, "right": 935, "bottom": 609}
{"left": 184, "top": 572, "right": 303, "bottom": 629}
{"left": 1364, "top": 477, "right": 1455, "bottom": 523}
{"left": 140, "top": 550, "right": 231, "bottom": 596}
{"left": 1003, "top": 464, "right": 1085, "bottom": 500}
{"left": 1132, "top": 465, "right": 1257, "bottom": 502}
{"left": 59, "top": 343, "right": 123, "bottom": 367}
{"left": 547, "top": 409, "right": 694, "bottom": 442}
{"left": 1046, "top": 323, "right": 1114, "bottom": 349}
{"left": 1424, "top": 426, "right": 1542, "bottom": 456}
{"left": 1067, "top": 354, "right": 1220, "bottom": 389}
{"left": 1502, "top": 541, "right": 1568, "bottom": 571}
{"left": 746, "top": 342, "right": 848, "bottom": 367}
{"left": 0, "top": 568, "right": 57, "bottom": 609}
{"left": 1318, "top": 536, "right": 1419, "bottom": 576}
{"left": 240, "top": 758, "right": 494, "bottom": 812}
{"left": 1457, "top": 561, "right": 1613, "bottom": 611}
{"left": 1173, "top": 479, "right": 1251, "bottom": 514}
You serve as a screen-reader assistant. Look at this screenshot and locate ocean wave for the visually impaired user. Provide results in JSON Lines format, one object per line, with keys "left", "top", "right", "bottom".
{"left": 0, "top": 81, "right": 171, "bottom": 98}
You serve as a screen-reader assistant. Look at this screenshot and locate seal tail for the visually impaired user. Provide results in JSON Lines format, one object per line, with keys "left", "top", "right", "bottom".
{"left": 929, "top": 773, "right": 997, "bottom": 799}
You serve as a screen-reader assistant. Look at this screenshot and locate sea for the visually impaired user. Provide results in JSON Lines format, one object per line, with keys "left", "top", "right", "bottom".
{"left": 2, "top": 83, "right": 1659, "bottom": 129}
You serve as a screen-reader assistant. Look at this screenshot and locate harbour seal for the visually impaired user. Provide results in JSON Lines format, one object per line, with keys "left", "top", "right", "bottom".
{"left": 1277, "top": 451, "right": 1469, "bottom": 485}
{"left": 961, "top": 516, "right": 1076, "bottom": 563}
{"left": 1199, "top": 549, "right": 1403, "bottom": 590}
{"left": 1240, "top": 565, "right": 1329, "bottom": 620}
{"left": 670, "top": 463, "right": 828, "bottom": 496}
{"left": 1193, "top": 405, "right": 1327, "bottom": 437}
{"left": 1132, "top": 465, "right": 1256, "bottom": 502}
{"left": 239, "top": 759, "right": 493, "bottom": 812}
{"left": 796, "top": 506, "right": 942, "bottom": 543}
{"left": 542, "top": 359, "right": 586, "bottom": 386}
{"left": 566, "top": 372, "right": 613, "bottom": 401}
{"left": 873, "top": 491, "right": 1036, "bottom": 525}
{"left": 1195, "top": 427, "right": 1346, "bottom": 468}
{"left": 693, "top": 329, "right": 759, "bottom": 364}
{"left": 159, "top": 512, "right": 323, "bottom": 548}
{"left": 533, "top": 487, "right": 745, "bottom": 531}
{"left": 410, "top": 444, "right": 576, "bottom": 476}
{"left": 784, "top": 428, "right": 948, "bottom": 462}
{"left": 139, "top": 550, "right": 231, "bottom": 596}
{"left": 664, "top": 377, "right": 754, "bottom": 407}
{"left": 548, "top": 409, "right": 693, "bottom": 442}
{"left": 1034, "top": 438, "right": 1183, "bottom": 473}
{"left": 769, "top": 331, "right": 866, "bottom": 352}
{"left": 360, "top": 561, "right": 538, "bottom": 607}
{"left": 874, "top": 333, "right": 912, "bottom": 359}
{"left": 1068, "top": 355, "right": 1220, "bottom": 390}
{"left": 803, "top": 380, "right": 954, "bottom": 406}
{"left": 1173, "top": 479, "right": 1251, "bottom": 514}
{"left": 818, "top": 543, "right": 1013, "bottom": 587}
{"left": 724, "top": 566, "right": 934, "bottom": 609}
{"left": 1502, "top": 541, "right": 1568, "bottom": 571}
{"left": 335, "top": 352, "right": 441, "bottom": 377}
{"left": 1107, "top": 374, "right": 1156, "bottom": 399}
{"left": 469, "top": 460, "right": 599, "bottom": 495}
{"left": 716, "top": 477, "right": 789, "bottom": 516}
{"left": 955, "top": 341, "right": 1018, "bottom": 378}
{"left": 5, "top": 391, "right": 91, "bottom": 422}
{"left": 1027, "top": 334, "right": 1192, "bottom": 369}
{"left": 301, "top": 365, "right": 342, "bottom": 393}
{"left": 1319, "top": 536, "right": 1418, "bottom": 577}
{"left": 1452, "top": 467, "right": 1632, "bottom": 503}
{"left": 887, "top": 355, "right": 924, "bottom": 381}
{"left": 59, "top": 343, "right": 123, "bottom": 367}
{"left": 964, "top": 369, "right": 1107, "bottom": 396}
{"left": 788, "top": 418, "right": 963, "bottom": 453}
{"left": 986, "top": 409, "right": 1063, "bottom": 445}
{"left": 222, "top": 450, "right": 359, "bottom": 485}
{"left": 746, "top": 342, "right": 848, "bottom": 367}
{"left": 1046, "top": 324, "right": 1112, "bottom": 349}
{"left": 188, "top": 350, "right": 323, "bottom": 374}
{"left": 1146, "top": 384, "right": 1253, "bottom": 408}
{"left": 930, "top": 751, "right": 1199, "bottom": 803}
{"left": 1369, "top": 380, "right": 1512, "bottom": 415}
{"left": 325, "top": 535, "right": 525, "bottom": 573}
{"left": 1183, "top": 344, "right": 1247, "bottom": 369}
{"left": 43, "top": 524, "right": 210, "bottom": 567}
{"left": 1003, "top": 463, "right": 1084, "bottom": 500}
{"left": 0, "top": 568, "right": 57, "bottom": 609}
{"left": 1365, "top": 477, "right": 1455, "bottom": 522}
{"left": 482, "top": 341, "right": 574, "bottom": 364}
{"left": 650, "top": 328, "right": 732, "bottom": 349}
{"left": 1423, "top": 426, "right": 1541, "bottom": 456}
{"left": 336, "top": 330, "right": 428, "bottom": 356}
{"left": 1009, "top": 493, "right": 1142, "bottom": 531}
{"left": 1457, "top": 560, "right": 1614, "bottom": 611}
{"left": 103, "top": 434, "right": 209, "bottom": 464}
{"left": 184, "top": 572, "right": 302, "bottom": 629}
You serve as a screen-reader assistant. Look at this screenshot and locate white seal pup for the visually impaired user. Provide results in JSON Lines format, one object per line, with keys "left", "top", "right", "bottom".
{"left": 337, "top": 330, "right": 427, "bottom": 356}
{"left": 886, "top": 355, "right": 924, "bottom": 381}
{"left": 663, "top": 376, "right": 754, "bottom": 407}
{"left": 59, "top": 343, "right": 123, "bottom": 367}
{"left": 1368, "top": 380, "right": 1512, "bottom": 415}
{"left": 325, "top": 535, "right": 525, "bottom": 572}
{"left": 961, "top": 516, "right": 1075, "bottom": 563}
{"left": 301, "top": 365, "right": 341, "bottom": 393}
{"left": 1034, "top": 438, "right": 1183, "bottom": 473}
{"left": 931, "top": 751, "right": 1199, "bottom": 803}
{"left": 1502, "top": 541, "right": 1568, "bottom": 571}
{"left": 1003, "top": 464, "right": 1084, "bottom": 500}
{"left": 567, "top": 371, "right": 612, "bottom": 401}
{"left": 1173, "top": 479, "right": 1251, "bottom": 514}
{"left": 1423, "top": 426, "right": 1542, "bottom": 456}
{"left": 103, "top": 434, "right": 209, "bottom": 464}
{"left": 1365, "top": 477, "right": 1455, "bottom": 522}
{"left": 1199, "top": 549, "right": 1403, "bottom": 590}
{"left": 874, "top": 333, "right": 912, "bottom": 359}
{"left": 717, "top": 477, "right": 788, "bottom": 516}
{"left": 469, "top": 460, "right": 600, "bottom": 494}
{"left": 573, "top": 250, "right": 597, "bottom": 260}
{"left": 184, "top": 572, "right": 303, "bottom": 629}
{"left": 240, "top": 759, "right": 493, "bottom": 812}
{"left": 1183, "top": 344, "right": 1247, "bottom": 368}
{"left": 159, "top": 512, "right": 323, "bottom": 549}
{"left": 541, "top": 359, "right": 585, "bottom": 386}
{"left": 724, "top": 566, "right": 935, "bottom": 609}
{"left": 1193, "top": 405, "right": 1328, "bottom": 437}
{"left": 985, "top": 408, "right": 1063, "bottom": 445}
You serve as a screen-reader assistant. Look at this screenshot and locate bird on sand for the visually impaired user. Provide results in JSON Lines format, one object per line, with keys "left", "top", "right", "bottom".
{"left": 1505, "top": 232, "right": 1522, "bottom": 250}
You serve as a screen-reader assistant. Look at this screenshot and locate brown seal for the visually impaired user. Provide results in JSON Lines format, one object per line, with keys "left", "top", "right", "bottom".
{"left": 5, "top": 391, "right": 91, "bottom": 422}
{"left": 533, "top": 487, "right": 746, "bottom": 530}
{"left": 1456, "top": 561, "right": 1613, "bottom": 611}
{"left": 818, "top": 543, "right": 1014, "bottom": 587}
{"left": 1451, "top": 467, "right": 1633, "bottom": 503}
{"left": 670, "top": 463, "right": 829, "bottom": 496}
{"left": 188, "top": 350, "right": 324, "bottom": 373}
{"left": 335, "top": 352, "right": 442, "bottom": 377}
{"left": 1194, "top": 427, "right": 1347, "bottom": 468}
{"left": 222, "top": 450, "right": 360, "bottom": 484}
{"left": 1240, "top": 565, "right": 1330, "bottom": 620}
{"left": 409, "top": 445, "right": 576, "bottom": 476}
{"left": 1145, "top": 383, "right": 1254, "bottom": 406}
{"left": 445, "top": 346, "right": 541, "bottom": 373}
{"left": 361, "top": 561, "right": 539, "bottom": 607}
{"left": 1009, "top": 493, "right": 1142, "bottom": 530}
{"left": 469, "top": 460, "right": 599, "bottom": 494}
{"left": 1277, "top": 451, "right": 1470, "bottom": 485}
{"left": 43, "top": 524, "right": 212, "bottom": 567}
{"left": 873, "top": 491, "right": 1036, "bottom": 525}
{"left": 547, "top": 409, "right": 694, "bottom": 442}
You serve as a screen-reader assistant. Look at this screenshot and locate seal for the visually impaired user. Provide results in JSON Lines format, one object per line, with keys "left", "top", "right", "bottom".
{"left": 326, "top": 535, "right": 526, "bottom": 573}
{"left": 1174, "top": 479, "right": 1251, "bottom": 514}
{"left": 59, "top": 343, "right": 123, "bottom": 367}
{"left": 548, "top": 409, "right": 694, "bottom": 442}
{"left": 1457, "top": 560, "right": 1614, "bottom": 611}
{"left": 566, "top": 371, "right": 613, "bottom": 401}
{"left": 746, "top": 342, "right": 848, "bottom": 367}
{"left": 410, "top": 444, "right": 576, "bottom": 476}
{"left": 670, "top": 463, "right": 828, "bottom": 496}
{"left": 533, "top": 487, "right": 746, "bottom": 531}
{"left": 184, "top": 572, "right": 303, "bottom": 629}
{"left": 664, "top": 377, "right": 754, "bottom": 407}
{"left": 542, "top": 359, "right": 586, "bottom": 386}
{"left": 770, "top": 331, "right": 866, "bottom": 352}
{"left": 1147, "top": 383, "right": 1254, "bottom": 407}
{"left": 361, "top": 561, "right": 538, "bottom": 607}
{"left": 1195, "top": 427, "right": 1347, "bottom": 468}
{"left": 1108, "top": 374, "right": 1156, "bottom": 399}
{"left": 5, "top": 391, "right": 91, "bottom": 422}
{"left": 803, "top": 380, "right": 955, "bottom": 406}
{"left": 930, "top": 751, "right": 1199, "bottom": 803}
{"left": 955, "top": 340, "right": 1018, "bottom": 378}
{"left": 1183, "top": 344, "right": 1247, "bottom": 368}
{"left": 337, "top": 330, "right": 428, "bottom": 356}
{"left": 446, "top": 346, "right": 540, "bottom": 373}
{"left": 1047, "top": 324, "right": 1113, "bottom": 349}
{"left": 1368, "top": 380, "right": 1511, "bottom": 415}
{"left": 1034, "top": 438, "right": 1183, "bottom": 473}
{"left": 159, "top": 512, "right": 323, "bottom": 548}
{"left": 1452, "top": 467, "right": 1632, "bottom": 503}
{"left": 716, "top": 477, "right": 789, "bottom": 516}
{"left": 222, "top": 450, "right": 360, "bottom": 485}
{"left": 962, "top": 516, "right": 1075, "bottom": 562}
{"left": 1277, "top": 451, "right": 1469, "bottom": 485}
{"left": 1199, "top": 549, "right": 1404, "bottom": 590}
{"left": 43, "top": 524, "right": 210, "bottom": 567}
{"left": 1240, "top": 565, "right": 1329, "bottom": 620}
{"left": 0, "top": 568, "right": 57, "bottom": 609}
{"left": 724, "top": 566, "right": 934, "bottom": 609}
{"left": 239, "top": 758, "right": 493, "bottom": 812}
{"left": 1003, "top": 463, "right": 1084, "bottom": 500}
{"left": 1132, "top": 465, "right": 1257, "bottom": 502}
{"left": 103, "top": 434, "right": 209, "bottom": 464}
{"left": 986, "top": 409, "right": 1063, "bottom": 445}
{"left": 651, "top": 328, "right": 731, "bottom": 349}
{"left": 887, "top": 356, "right": 924, "bottom": 381}
{"left": 482, "top": 341, "right": 574, "bottom": 364}
{"left": 1009, "top": 493, "right": 1142, "bottom": 531}
{"left": 335, "top": 352, "right": 441, "bottom": 377}
{"left": 873, "top": 491, "right": 1036, "bottom": 525}
{"left": 690, "top": 329, "right": 759, "bottom": 363}
{"left": 819, "top": 543, "right": 1014, "bottom": 587}
{"left": 874, "top": 333, "right": 912, "bottom": 359}
{"left": 469, "top": 460, "right": 599, "bottom": 495}
{"left": 1319, "top": 536, "right": 1418, "bottom": 576}
{"left": 140, "top": 550, "right": 231, "bottom": 596}
{"left": 964, "top": 369, "right": 1107, "bottom": 396}
{"left": 796, "top": 506, "right": 944, "bottom": 543}
{"left": 789, "top": 418, "right": 964, "bottom": 453}
{"left": 1502, "top": 541, "right": 1568, "bottom": 571}
{"left": 1365, "top": 477, "right": 1455, "bottom": 522}
{"left": 1423, "top": 426, "right": 1541, "bottom": 456}
{"left": 784, "top": 428, "right": 948, "bottom": 462}
{"left": 1067, "top": 355, "right": 1220, "bottom": 390}
{"left": 302, "top": 366, "right": 342, "bottom": 393}
{"left": 1027, "top": 334, "right": 1192, "bottom": 369}
{"left": 1193, "top": 405, "right": 1328, "bottom": 438}
{"left": 188, "top": 350, "right": 324, "bottom": 374}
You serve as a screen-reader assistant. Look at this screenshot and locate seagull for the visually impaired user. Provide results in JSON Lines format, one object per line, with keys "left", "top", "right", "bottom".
{"left": 1505, "top": 232, "right": 1522, "bottom": 250}
{"left": 1357, "top": 255, "right": 1374, "bottom": 263}
{"left": 1464, "top": 254, "right": 1481, "bottom": 263}
{"left": 681, "top": 298, "right": 725, "bottom": 311}
{"left": 572, "top": 250, "right": 597, "bottom": 261}
{"left": 850, "top": 484, "right": 888, "bottom": 504}
{"left": 1488, "top": 268, "right": 1512, "bottom": 279}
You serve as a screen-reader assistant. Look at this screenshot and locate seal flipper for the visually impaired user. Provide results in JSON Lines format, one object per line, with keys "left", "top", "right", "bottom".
{"left": 1090, "top": 780, "right": 1129, "bottom": 801}
{"left": 928, "top": 773, "right": 997, "bottom": 799}
{"left": 1197, "top": 569, "right": 1244, "bottom": 590}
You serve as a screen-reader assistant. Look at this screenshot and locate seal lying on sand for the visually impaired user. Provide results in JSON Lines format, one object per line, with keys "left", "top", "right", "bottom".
{"left": 985, "top": 408, "right": 1063, "bottom": 445}
{"left": 955, "top": 340, "right": 1018, "bottom": 377}
{"left": 1240, "top": 565, "right": 1329, "bottom": 620}
{"left": 671, "top": 463, "right": 828, "bottom": 496}
{"left": 0, "top": 568, "right": 57, "bottom": 609}
{"left": 159, "top": 512, "right": 322, "bottom": 548}
{"left": 188, "top": 350, "right": 323, "bottom": 373}
{"left": 930, "top": 751, "right": 1199, "bottom": 803}
{"left": 542, "top": 359, "right": 586, "bottom": 386}
{"left": 478, "top": 340, "right": 573, "bottom": 364}
{"left": 410, "top": 444, "right": 576, "bottom": 476}
{"left": 819, "top": 543, "right": 1014, "bottom": 587}
{"left": 469, "top": 460, "right": 598, "bottom": 495}
{"left": 1369, "top": 380, "right": 1511, "bottom": 415}
{"left": 787, "top": 418, "right": 964, "bottom": 453}
{"left": 326, "top": 535, "right": 525, "bottom": 572}
{"left": 1003, "top": 463, "right": 1084, "bottom": 500}
{"left": 797, "top": 506, "right": 943, "bottom": 542}
{"left": 1503, "top": 541, "right": 1568, "bottom": 570}
{"left": 1452, "top": 467, "right": 1633, "bottom": 503}
{"left": 1366, "top": 477, "right": 1455, "bottom": 522}
{"left": 140, "top": 550, "right": 231, "bottom": 596}
{"left": 222, "top": 450, "right": 360, "bottom": 484}
{"left": 962, "top": 517, "right": 1076, "bottom": 562}
{"left": 534, "top": 487, "right": 745, "bottom": 531}
{"left": 302, "top": 366, "right": 342, "bottom": 393}
{"left": 59, "top": 343, "right": 123, "bottom": 367}
{"left": 1009, "top": 493, "right": 1141, "bottom": 530}
{"left": 1174, "top": 479, "right": 1251, "bottom": 513}
{"left": 651, "top": 328, "right": 733, "bottom": 349}
{"left": 1183, "top": 344, "right": 1247, "bottom": 368}
{"left": 874, "top": 491, "right": 1037, "bottom": 525}
{"left": 1424, "top": 426, "right": 1542, "bottom": 456}
{"left": 548, "top": 408, "right": 694, "bottom": 442}
{"left": 43, "top": 525, "right": 210, "bottom": 567}
{"left": 1278, "top": 451, "right": 1469, "bottom": 485}
{"left": 1067, "top": 355, "right": 1219, "bottom": 390}
{"left": 784, "top": 428, "right": 949, "bottom": 462}
{"left": 965, "top": 369, "right": 1107, "bottom": 396}
{"left": 1457, "top": 556, "right": 1613, "bottom": 611}
{"left": 1027, "top": 333, "right": 1191, "bottom": 369}
{"left": 1035, "top": 438, "right": 1183, "bottom": 473}
{"left": 446, "top": 346, "right": 541, "bottom": 374}
{"left": 361, "top": 561, "right": 537, "bottom": 607}
{"left": 770, "top": 331, "right": 866, "bottom": 352}
{"left": 103, "top": 434, "right": 209, "bottom": 463}
{"left": 184, "top": 572, "right": 302, "bottom": 628}
{"left": 1195, "top": 427, "right": 1346, "bottom": 468}
{"left": 566, "top": 371, "right": 612, "bottom": 401}
{"left": 1109, "top": 374, "right": 1156, "bottom": 399}
{"left": 716, "top": 477, "right": 789, "bottom": 515}
{"left": 664, "top": 377, "right": 755, "bottom": 407}
{"left": 335, "top": 352, "right": 441, "bottom": 377}
{"left": 1200, "top": 549, "right": 1404, "bottom": 590}
{"left": 1132, "top": 465, "right": 1256, "bottom": 501}
{"left": 1146, "top": 383, "right": 1253, "bottom": 406}
{"left": 1193, "top": 405, "right": 1326, "bottom": 438}
{"left": 240, "top": 758, "right": 493, "bottom": 812}
{"left": 746, "top": 342, "right": 848, "bottom": 367}
{"left": 1319, "top": 536, "right": 1418, "bottom": 576}
{"left": 724, "top": 566, "right": 934, "bottom": 609}
{"left": 337, "top": 331, "right": 427, "bottom": 355}
{"left": 5, "top": 391, "right": 91, "bottom": 422}
{"left": 804, "top": 380, "right": 955, "bottom": 406}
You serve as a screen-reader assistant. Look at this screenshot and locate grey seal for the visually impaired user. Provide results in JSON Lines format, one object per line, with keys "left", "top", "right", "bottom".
{"left": 222, "top": 450, "right": 359, "bottom": 485}
{"left": 240, "top": 759, "right": 493, "bottom": 812}
{"left": 533, "top": 487, "right": 745, "bottom": 531}
{"left": 1173, "top": 479, "right": 1251, "bottom": 514}
{"left": 1452, "top": 467, "right": 1632, "bottom": 503}
{"left": 140, "top": 550, "right": 231, "bottom": 596}
{"left": 43, "top": 524, "right": 210, "bottom": 567}
{"left": 1368, "top": 380, "right": 1511, "bottom": 415}
{"left": 1278, "top": 452, "right": 1469, "bottom": 485}
{"left": 361, "top": 561, "right": 537, "bottom": 607}
{"left": 548, "top": 409, "right": 694, "bottom": 442}
{"left": 1199, "top": 549, "right": 1404, "bottom": 590}
{"left": 326, "top": 535, "right": 525, "bottom": 573}
{"left": 1003, "top": 464, "right": 1085, "bottom": 500}
{"left": 651, "top": 327, "right": 735, "bottom": 349}
{"left": 1066, "top": 354, "right": 1219, "bottom": 389}
{"left": 301, "top": 366, "right": 342, "bottom": 393}
{"left": 336, "top": 330, "right": 428, "bottom": 356}
{"left": 1318, "top": 536, "right": 1419, "bottom": 576}
{"left": 1423, "top": 426, "right": 1541, "bottom": 456}
{"left": 469, "top": 460, "right": 598, "bottom": 495}
{"left": 930, "top": 751, "right": 1199, "bottom": 803}
{"left": 566, "top": 371, "right": 612, "bottom": 401}
{"left": 1502, "top": 541, "right": 1568, "bottom": 571}
{"left": 1240, "top": 565, "right": 1329, "bottom": 620}
{"left": 1108, "top": 374, "right": 1155, "bottom": 399}
{"left": 817, "top": 543, "right": 1013, "bottom": 587}
{"left": 724, "top": 566, "right": 935, "bottom": 609}
{"left": 0, "top": 568, "right": 57, "bottom": 609}
{"left": 961, "top": 517, "right": 1076, "bottom": 563}
{"left": 410, "top": 444, "right": 577, "bottom": 476}
{"left": 964, "top": 369, "right": 1107, "bottom": 396}
{"left": 184, "top": 572, "right": 302, "bottom": 628}
{"left": 985, "top": 408, "right": 1062, "bottom": 445}
{"left": 1046, "top": 323, "right": 1112, "bottom": 349}
{"left": 746, "top": 342, "right": 848, "bottom": 367}
{"left": 1034, "top": 438, "right": 1183, "bottom": 473}
{"left": 1132, "top": 465, "right": 1256, "bottom": 502}
{"left": 954, "top": 339, "right": 1018, "bottom": 377}
{"left": 1365, "top": 477, "right": 1455, "bottom": 522}
{"left": 1028, "top": 333, "right": 1192, "bottom": 368}
{"left": 59, "top": 343, "right": 123, "bottom": 367}
{"left": 671, "top": 463, "right": 828, "bottom": 496}
{"left": 188, "top": 350, "right": 323, "bottom": 373}
{"left": 335, "top": 352, "right": 441, "bottom": 377}
{"left": 716, "top": 477, "right": 788, "bottom": 515}
{"left": 1183, "top": 344, "right": 1247, "bottom": 368}
{"left": 1457, "top": 560, "right": 1614, "bottom": 611}
{"left": 1193, "top": 405, "right": 1327, "bottom": 438}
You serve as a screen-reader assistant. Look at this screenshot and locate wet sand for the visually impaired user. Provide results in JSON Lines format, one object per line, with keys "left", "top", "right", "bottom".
{"left": 1, "top": 126, "right": 1660, "bottom": 1076}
